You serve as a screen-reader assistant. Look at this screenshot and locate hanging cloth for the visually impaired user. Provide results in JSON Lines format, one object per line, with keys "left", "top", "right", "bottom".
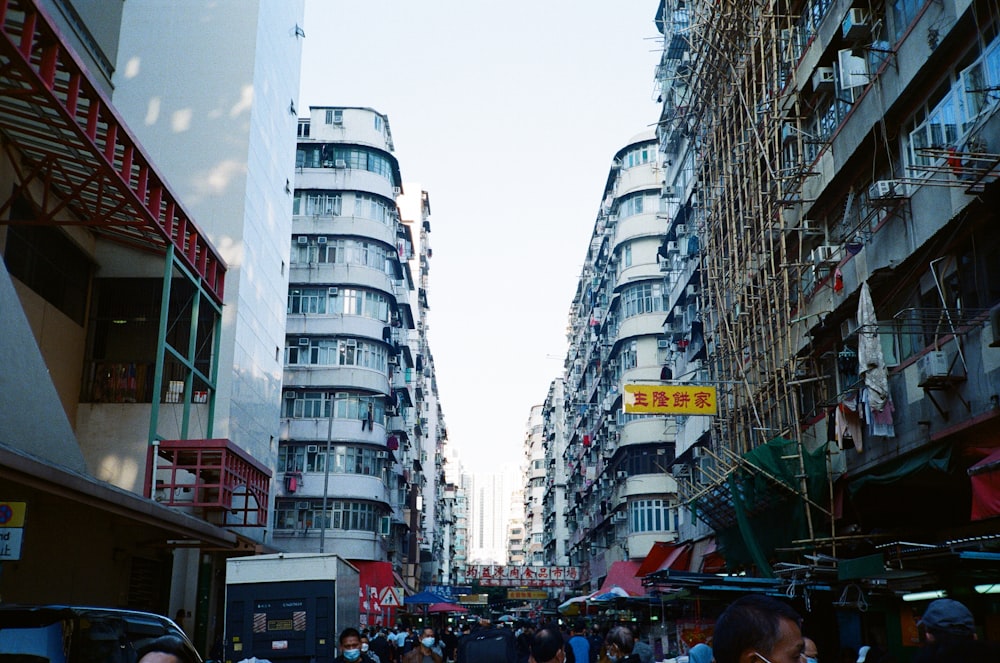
{"left": 857, "top": 282, "right": 889, "bottom": 412}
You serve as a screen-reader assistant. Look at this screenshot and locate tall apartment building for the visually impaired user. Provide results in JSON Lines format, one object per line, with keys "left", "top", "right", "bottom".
{"left": 469, "top": 469, "right": 518, "bottom": 564}
{"left": 557, "top": 132, "right": 678, "bottom": 591}
{"left": 541, "top": 379, "right": 571, "bottom": 567}
{"left": 654, "top": 0, "right": 1000, "bottom": 623}
{"left": 522, "top": 404, "right": 547, "bottom": 566}
{"left": 1, "top": 0, "right": 303, "bottom": 652}
{"left": 278, "top": 106, "right": 440, "bottom": 604}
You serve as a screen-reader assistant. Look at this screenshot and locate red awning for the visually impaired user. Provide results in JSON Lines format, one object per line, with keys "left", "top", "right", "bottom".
{"left": 970, "top": 448, "right": 1000, "bottom": 520}
{"left": 636, "top": 542, "right": 691, "bottom": 577}
{"left": 598, "top": 560, "right": 645, "bottom": 597}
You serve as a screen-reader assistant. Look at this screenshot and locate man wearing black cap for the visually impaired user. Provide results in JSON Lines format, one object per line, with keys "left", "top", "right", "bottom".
{"left": 913, "top": 598, "right": 1000, "bottom": 662}
{"left": 530, "top": 627, "right": 567, "bottom": 663}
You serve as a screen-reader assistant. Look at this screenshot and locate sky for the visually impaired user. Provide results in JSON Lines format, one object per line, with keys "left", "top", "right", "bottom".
{"left": 298, "top": 1, "right": 663, "bottom": 474}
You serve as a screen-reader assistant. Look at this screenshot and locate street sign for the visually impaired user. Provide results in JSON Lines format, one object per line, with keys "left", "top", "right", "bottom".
{"left": 379, "top": 587, "right": 399, "bottom": 607}
{"left": 624, "top": 384, "right": 717, "bottom": 415}
{"left": 0, "top": 501, "right": 26, "bottom": 561}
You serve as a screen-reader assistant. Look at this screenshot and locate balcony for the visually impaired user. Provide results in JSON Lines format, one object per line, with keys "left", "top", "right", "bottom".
{"left": 146, "top": 439, "right": 272, "bottom": 527}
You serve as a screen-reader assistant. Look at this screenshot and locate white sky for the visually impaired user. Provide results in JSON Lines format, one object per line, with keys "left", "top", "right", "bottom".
{"left": 298, "top": 1, "right": 662, "bottom": 473}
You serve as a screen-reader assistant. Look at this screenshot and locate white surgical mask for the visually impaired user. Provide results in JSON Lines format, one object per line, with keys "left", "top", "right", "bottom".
{"left": 421, "top": 637, "right": 436, "bottom": 648}
{"left": 361, "top": 644, "right": 369, "bottom": 652}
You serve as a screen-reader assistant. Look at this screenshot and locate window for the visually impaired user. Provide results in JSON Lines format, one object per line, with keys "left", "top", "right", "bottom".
{"left": 4, "top": 223, "right": 90, "bottom": 325}
{"left": 624, "top": 243, "right": 633, "bottom": 268}
{"left": 282, "top": 391, "right": 385, "bottom": 423}
{"left": 293, "top": 191, "right": 342, "bottom": 217}
{"left": 274, "top": 499, "right": 381, "bottom": 533}
{"left": 619, "top": 193, "right": 647, "bottom": 218}
{"left": 629, "top": 499, "right": 676, "bottom": 534}
{"left": 623, "top": 145, "right": 653, "bottom": 168}
{"left": 353, "top": 194, "right": 394, "bottom": 225}
{"left": 324, "top": 109, "right": 343, "bottom": 125}
{"left": 620, "top": 282, "right": 667, "bottom": 318}
{"left": 374, "top": 115, "right": 383, "bottom": 131}
{"left": 294, "top": 145, "right": 393, "bottom": 181}
{"left": 287, "top": 287, "right": 334, "bottom": 314}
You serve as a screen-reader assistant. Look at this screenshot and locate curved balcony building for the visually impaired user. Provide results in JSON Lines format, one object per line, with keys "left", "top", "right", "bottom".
{"left": 277, "top": 107, "right": 414, "bottom": 568}
{"left": 559, "top": 132, "right": 679, "bottom": 588}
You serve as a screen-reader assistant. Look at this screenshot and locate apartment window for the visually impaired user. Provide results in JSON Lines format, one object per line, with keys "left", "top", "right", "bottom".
{"left": 621, "top": 282, "right": 667, "bottom": 318}
{"left": 891, "top": 0, "right": 923, "bottom": 43}
{"left": 293, "top": 191, "right": 342, "bottom": 217}
{"left": 325, "top": 109, "right": 343, "bottom": 125}
{"left": 629, "top": 499, "right": 675, "bottom": 533}
{"left": 374, "top": 115, "right": 383, "bottom": 131}
{"left": 287, "top": 287, "right": 335, "bottom": 314}
{"left": 282, "top": 391, "right": 384, "bottom": 423}
{"left": 619, "top": 193, "right": 646, "bottom": 218}
{"left": 623, "top": 145, "right": 652, "bottom": 168}
{"left": 353, "top": 193, "right": 394, "bottom": 225}
{"left": 624, "top": 243, "right": 633, "bottom": 268}
{"left": 273, "top": 499, "right": 380, "bottom": 533}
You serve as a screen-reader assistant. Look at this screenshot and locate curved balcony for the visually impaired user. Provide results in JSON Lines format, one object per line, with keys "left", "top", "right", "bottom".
{"left": 290, "top": 471, "right": 392, "bottom": 506}
{"left": 286, "top": 313, "right": 388, "bottom": 341}
{"left": 617, "top": 260, "right": 666, "bottom": 287}
{"left": 618, "top": 473, "right": 677, "bottom": 500}
{"left": 296, "top": 168, "right": 396, "bottom": 201}
{"left": 280, "top": 417, "right": 387, "bottom": 444}
{"left": 620, "top": 416, "right": 675, "bottom": 449}
{"left": 284, "top": 365, "right": 390, "bottom": 394}
{"left": 613, "top": 161, "right": 659, "bottom": 198}
{"left": 288, "top": 262, "right": 395, "bottom": 297}
{"left": 273, "top": 528, "right": 385, "bottom": 560}
{"left": 614, "top": 212, "right": 666, "bottom": 247}
{"left": 616, "top": 312, "right": 666, "bottom": 344}
{"left": 627, "top": 531, "right": 673, "bottom": 560}
{"left": 291, "top": 215, "right": 397, "bottom": 247}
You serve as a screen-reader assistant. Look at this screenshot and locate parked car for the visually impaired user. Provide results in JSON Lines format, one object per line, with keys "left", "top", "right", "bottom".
{"left": 0, "top": 605, "right": 201, "bottom": 663}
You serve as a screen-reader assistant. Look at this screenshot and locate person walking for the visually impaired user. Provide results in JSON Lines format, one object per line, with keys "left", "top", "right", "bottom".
{"left": 335, "top": 628, "right": 378, "bottom": 663}
{"left": 403, "top": 626, "right": 443, "bottom": 663}
{"left": 567, "top": 622, "right": 590, "bottom": 663}
{"left": 912, "top": 598, "right": 1000, "bottom": 662}
{"left": 711, "top": 594, "right": 805, "bottom": 663}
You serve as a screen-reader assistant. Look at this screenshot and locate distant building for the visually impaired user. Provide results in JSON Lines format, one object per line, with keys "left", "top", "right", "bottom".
{"left": 469, "top": 468, "right": 519, "bottom": 564}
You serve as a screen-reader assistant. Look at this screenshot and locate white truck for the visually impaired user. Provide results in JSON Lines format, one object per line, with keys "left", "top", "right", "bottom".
{"left": 225, "top": 554, "right": 360, "bottom": 663}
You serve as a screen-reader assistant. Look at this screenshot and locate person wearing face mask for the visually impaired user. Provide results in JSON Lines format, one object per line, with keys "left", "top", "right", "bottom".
{"left": 802, "top": 637, "right": 818, "bottom": 663}
{"left": 712, "top": 594, "right": 805, "bottom": 663}
{"left": 360, "top": 634, "right": 382, "bottom": 663}
{"left": 336, "top": 628, "right": 377, "bottom": 663}
{"left": 604, "top": 625, "right": 641, "bottom": 663}
{"left": 402, "top": 626, "right": 443, "bottom": 663}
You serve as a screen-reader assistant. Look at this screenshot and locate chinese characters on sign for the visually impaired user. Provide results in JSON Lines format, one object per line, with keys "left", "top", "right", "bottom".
{"left": 624, "top": 384, "right": 717, "bottom": 415}
{"left": 465, "top": 565, "right": 580, "bottom": 587}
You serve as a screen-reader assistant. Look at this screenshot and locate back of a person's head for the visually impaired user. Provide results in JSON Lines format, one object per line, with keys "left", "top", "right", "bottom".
{"left": 688, "top": 643, "right": 714, "bottom": 663}
{"left": 605, "top": 625, "right": 635, "bottom": 655}
{"left": 530, "top": 627, "right": 565, "bottom": 663}
{"left": 713, "top": 594, "right": 801, "bottom": 663}
{"left": 136, "top": 635, "right": 194, "bottom": 663}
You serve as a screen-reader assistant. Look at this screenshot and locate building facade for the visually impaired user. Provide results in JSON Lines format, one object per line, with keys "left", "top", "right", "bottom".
{"left": 1, "top": 0, "right": 303, "bottom": 653}
{"left": 522, "top": 404, "right": 546, "bottom": 566}
{"left": 557, "top": 131, "right": 679, "bottom": 591}
{"left": 650, "top": 0, "right": 1000, "bottom": 650}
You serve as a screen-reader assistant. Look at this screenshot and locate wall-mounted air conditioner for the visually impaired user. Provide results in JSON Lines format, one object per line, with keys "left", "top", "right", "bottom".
{"left": 296, "top": 501, "right": 311, "bottom": 510}
{"left": 613, "top": 511, "right": 628, "bottom": 522}
{"left": 328, "top": 286, "right": 339, "bottom": 296}
{"left": 868, "top": 179, "right": 906, "bottom": 205}
{"left": 675, "top": 224, "right": 687, "bottom": 236}
{"left": 812, "top": 66, "right": 835, "bottom": 90}
{"left": 306, "top": 445, "right": 319, "bottom": 454}
{"left": 657, "top": 339, "right": 671, "bottom": 349}
{"left": 666, "top": 241, "right": 679, "bottom": 253}
{"left": 284, "top": 391, "right": 297, "bottom": 399}
{"left": 296, "top": 236, "right": 309, "bottom": 245}
{"left": 841, "top": 8, "right": 870, "bottom": 40}
{"left": 317, "top": 236, "right": 328, "bottom": 245}
{"left": 376, "top": 451, "right": 388, "bottom": 459}
{"left": 917, "top": 351, "right": 950, "bottom": 384}
{"left": 616, "top": 471, "right": 628, "bottom": 479}
{"left": 686, "top": 284, "right": 699, "bottom": 297}
{"left": 662, "top": 185, "right": 677, "bottom": 198}
{"left": 810, "top": 245, "right": 840, "bottom": 265}
{"left": 298, "top": 337, "right": 310, "bottom": 345}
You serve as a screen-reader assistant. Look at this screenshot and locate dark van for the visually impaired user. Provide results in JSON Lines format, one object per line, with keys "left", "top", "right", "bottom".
{"left": 0, "top": 605, "right": 201, "bottom": 663}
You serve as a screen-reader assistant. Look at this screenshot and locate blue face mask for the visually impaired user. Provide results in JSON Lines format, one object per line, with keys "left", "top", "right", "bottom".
{"left": 421, "top": 637, "right": 436, "bottom": 648}
{"left": 805, "top": 658, "right": 818, "bottom": 663}
{"left": 343, "top": 649, "right": 361, "bottom": 661}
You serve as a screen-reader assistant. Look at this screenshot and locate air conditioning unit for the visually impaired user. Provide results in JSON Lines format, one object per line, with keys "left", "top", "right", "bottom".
{"left": 317, "top": 236, "right": 328, "bottom": 245}
{"left": 284, "top": 391, "right": 297, "bottom": 399}
{"left": 616, "top": 471, "right": 628, "bottom": 479}
{"left": 345, "top": 339, "right": 357, "bottom": 347}
{"left": 607, "top": 359, "right": 617, "bottom": 368}
{"left": 334, "top": 159, "right": 347, "bottom": 168}
{"left": 376, "top": 451, "right": 388, "bottom": 459}
{"left": 296, "top": 236, "right": 309, "bottom": 245}
{"left": 675, "top": 224, "right": 687, "bottom": 236}
{"left": 666, "top": 241, "right": 679, "bottom": 253}
{"left": 917, "top": 351, "right": 950, "bottom": 384}
{"left": 306, "top": 444, "right": 319, "bottom": 454}
{"left": 388, "top": 355, "right": 398, "bottom": 365}
{"left": 662, "top": 185, "right": 677, "bottom": 198}
{"left": 328, "top": 286, "right": 339, "bottom": 296}
{"left": 812, "top": 66, "right": 835, "bottom": 90}
{"left": 657, "top": 339, "right": 671, "bottom": 349}
{"left": 841, "top": 8, "right": 870, "bottom": 40}
{"left": 868, "top": 179, "right": 906, "bottom": 205}
{"left": 393, "top": 186, "right": 401, "bottom": 196}
{"left": 613, "top": 512, "right": 628, "bottom": 522}
{"left": 841, "top": 318, "right": 859, "bottom": 339}
{"left": 298, "top": 337, "right": 310, "bottom": 345}
{"left": 810, "top": 245, "right": 840, "bottom": 265}
{"left": 296, "top": 501, "right": 311, "bottom": 510}
{"left": 686, "top": 284, "right": 699, "bottom": 297}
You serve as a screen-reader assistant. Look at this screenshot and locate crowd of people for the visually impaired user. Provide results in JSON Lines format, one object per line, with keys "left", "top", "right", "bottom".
{"left": 324, "top": 595, "right": 997, "bottom": 663}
